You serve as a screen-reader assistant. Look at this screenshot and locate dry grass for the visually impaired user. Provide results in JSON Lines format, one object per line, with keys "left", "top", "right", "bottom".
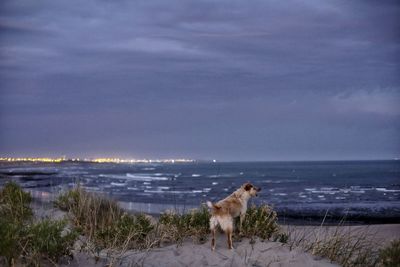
{"left": 284, "top": 213, "right": 386, "bottom": 267}
{"left": 55, "top": 186, "right": 155, "bottom": 251}
{"left": 379, "top": 239, "right": 400, "bottom": 267}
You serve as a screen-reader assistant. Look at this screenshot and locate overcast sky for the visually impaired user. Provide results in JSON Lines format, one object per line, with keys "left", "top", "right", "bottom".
{"left": 0, "top": 0, "right": 399, "bottom": 161}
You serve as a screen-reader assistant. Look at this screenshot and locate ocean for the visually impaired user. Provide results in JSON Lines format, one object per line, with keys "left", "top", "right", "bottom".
{"left": 1, "top": 160, "right": 399, "bottom": 224}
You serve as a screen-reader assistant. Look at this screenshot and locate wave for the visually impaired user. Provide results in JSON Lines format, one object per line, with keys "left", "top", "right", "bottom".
{"left": 126, "top": 173, "right": 169, "bottom": 181}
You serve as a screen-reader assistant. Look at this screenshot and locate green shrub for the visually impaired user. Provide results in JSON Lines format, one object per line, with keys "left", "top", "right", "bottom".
{"left": 241, "top": 204, "right": 279, "bottom": 241}
{"left": 0, "top": 182, "right": 33, "bottom": 223}
{"left": 0, "top": 217, "right": 21, "bottom": 265}
{"left": 0, "top": 183, "right": 77, "bottom": 266}
{"left": 379, "top": 239, "right": 400, "bottom": 267}
{"left": 21, "top": 219, "right": 78, "bottom": 265}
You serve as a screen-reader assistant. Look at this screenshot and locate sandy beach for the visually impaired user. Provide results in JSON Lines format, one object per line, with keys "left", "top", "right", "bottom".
{"left": 61, "top": 225, "right": 400, "bottom": 267}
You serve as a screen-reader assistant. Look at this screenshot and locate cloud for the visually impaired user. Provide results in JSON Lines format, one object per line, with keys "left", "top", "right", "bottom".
{"left": 0, "top": 0, "right": 399, "bottom": 159}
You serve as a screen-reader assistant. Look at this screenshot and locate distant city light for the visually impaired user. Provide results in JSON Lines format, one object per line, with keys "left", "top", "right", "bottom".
{"left": 0, "top": 157, "right": 195, "bottom": 164}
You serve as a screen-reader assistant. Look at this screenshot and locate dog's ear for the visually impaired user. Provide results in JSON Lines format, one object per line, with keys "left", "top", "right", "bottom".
{"left": 244, "top": 183, "right": 253, "bottom": 191}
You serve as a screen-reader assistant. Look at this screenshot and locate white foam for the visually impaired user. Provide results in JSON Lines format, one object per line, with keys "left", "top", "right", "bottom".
{"left": 142, "top": 167, "right": 155, "bottom": 171}
{"left": 126, "top": 173, "right": 168, "bottom": 181}
{"left": 274, "top": 193, "right": 288, "bottom": 196}
{"left": 192, "top": 174, "right": 201, "bottom": 177}
{"left": 144, "top": 190, "right": 193, "bottom": 194}
{"left": 111, "top": 182, "right": 126, "bottom": 186}
{"left": 192, "top": 190, "right": 203, "bottom": 193}
{"left": 376, "top": 188, "right": 400, "bottom": 192}
{"left": 212, "top": 182, "right": 218, "bottom": 185}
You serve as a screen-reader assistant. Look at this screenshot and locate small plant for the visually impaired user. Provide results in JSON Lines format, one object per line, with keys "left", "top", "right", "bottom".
{"left": 241, "top": 204, "right": 279, "bottom": 241}
{"left": 379, "top": 239, "right": 400, "bottom": 267}
{"left": 273, "top": 232, "right": 289, "bottom": 243}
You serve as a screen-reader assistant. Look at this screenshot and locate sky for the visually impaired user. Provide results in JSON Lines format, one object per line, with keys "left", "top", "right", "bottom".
{"left": 0, "top": 0, "right": 399, "bottom": 161}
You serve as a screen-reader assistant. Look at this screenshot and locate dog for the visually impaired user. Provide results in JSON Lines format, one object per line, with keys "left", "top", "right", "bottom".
{"left": 206, "top": 182, "right": 261, "bottom": 250}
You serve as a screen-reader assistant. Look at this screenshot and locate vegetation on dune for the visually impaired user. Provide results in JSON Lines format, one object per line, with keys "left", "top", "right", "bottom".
{"left": 0, "top": 182, "right": 77, "bottom": 266}
{"left": 55, "top": 187, "right": 155, "bottom": 250}
{"left": 241, "top": 204, "right": 280, "bottom": 242}
{"left": 159, "top": 205, "right": 211, "bottom": 244}
{"left": 284, "top": 216, "right": 400, "bottom": 267}
{"left": 379, "top": 239, "right": 400, "bottom": 267}
{"left": 0, "top": 181, "right": 33, "bottom": 223}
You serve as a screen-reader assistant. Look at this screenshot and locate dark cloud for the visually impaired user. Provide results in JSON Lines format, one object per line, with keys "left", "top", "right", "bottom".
{"left": 0, "top": 0, "right": 399, "bottom": 160}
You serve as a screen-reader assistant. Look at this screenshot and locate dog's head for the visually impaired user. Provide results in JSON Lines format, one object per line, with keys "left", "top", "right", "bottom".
{"left": 242, "top": 182, "right": 261, "bottom": 197}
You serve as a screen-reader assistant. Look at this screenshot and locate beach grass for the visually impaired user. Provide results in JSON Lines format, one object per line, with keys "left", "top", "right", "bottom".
{"left": 379, "top": 239, "right": 400, "bottom": 267}
{"left": 0, "top": 182, "right": 77, "bottom": 266}
{"left": 283, "top": 216, "right": 399, "bottom": 267}
{"left": 55, "top": 186, "right": 155, "bottom": 251}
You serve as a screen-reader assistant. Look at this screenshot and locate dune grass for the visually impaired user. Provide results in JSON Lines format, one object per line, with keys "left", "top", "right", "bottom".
{"left": 0, "top": 182, "right": 77, "bottom": 266}
{"left": 159, "top": 205, "right": 211, "bottom": 244}
{"left": 55, "top": 187, "right": 155, "bottom": 251}
{"left": 379, "top": 239, "right": 400, "bottom": 267}
{"left": 241, "top": 204, "right": 280, "bottom": 242}
{"left": 284, "top": 215, "right": 400, "bottom": 267}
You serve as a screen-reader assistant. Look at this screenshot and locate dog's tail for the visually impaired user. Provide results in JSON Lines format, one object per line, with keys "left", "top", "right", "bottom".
{"left": 206, "top": 201, "right": 221, "bottom": 210}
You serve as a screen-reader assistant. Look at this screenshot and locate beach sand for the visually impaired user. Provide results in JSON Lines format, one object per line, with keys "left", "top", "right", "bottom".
{"left": 65, "top": 235, "right": 339, "bottom": 267}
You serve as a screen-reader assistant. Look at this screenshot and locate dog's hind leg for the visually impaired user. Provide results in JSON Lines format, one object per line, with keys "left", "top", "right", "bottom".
{"left": 219, "top": 217, "right": 234, "bottom": 249}
{"left": 226, "top": 228, "right": 233, "bottom": 249}
{"left": 210, "top": 216, "right": 218, "bottom": 251}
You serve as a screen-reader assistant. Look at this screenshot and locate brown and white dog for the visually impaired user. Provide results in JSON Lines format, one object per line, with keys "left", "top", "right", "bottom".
{"left": 206, "top": 182, "right": 261, "bottom": 250}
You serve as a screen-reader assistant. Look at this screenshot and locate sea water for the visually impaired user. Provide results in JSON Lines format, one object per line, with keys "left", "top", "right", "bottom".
{"left": 1, "top": 160, "right": 399, "bottom": 223}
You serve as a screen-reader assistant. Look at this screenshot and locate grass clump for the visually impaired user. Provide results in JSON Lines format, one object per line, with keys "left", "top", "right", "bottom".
{"left": 379, "top": 239, "right": 400, "bottom": 267}
{"left": 55, "top": 187, "right": 155, "bottom": 250}
{"left": 159, "top": 205, "right": 210, "bottom": 244}
{"left": 0, "top": 181, "right": 33, "bottom": 223}
{"left": 285, "top": 219, "right": 383, "bottom": 267}
{"left": 20, "top": 219, "right": 78, "bottom": 265}
{"left": 241, "top": 204, "right": 279, "bottom": 241}
{"left": 0, "top": 182, "right": 77, "bottom": 266}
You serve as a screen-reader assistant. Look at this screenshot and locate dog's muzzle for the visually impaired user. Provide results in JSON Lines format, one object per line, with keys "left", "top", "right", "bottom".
{"left": 255, "top": 187, "right": 261, "bottom": 196}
